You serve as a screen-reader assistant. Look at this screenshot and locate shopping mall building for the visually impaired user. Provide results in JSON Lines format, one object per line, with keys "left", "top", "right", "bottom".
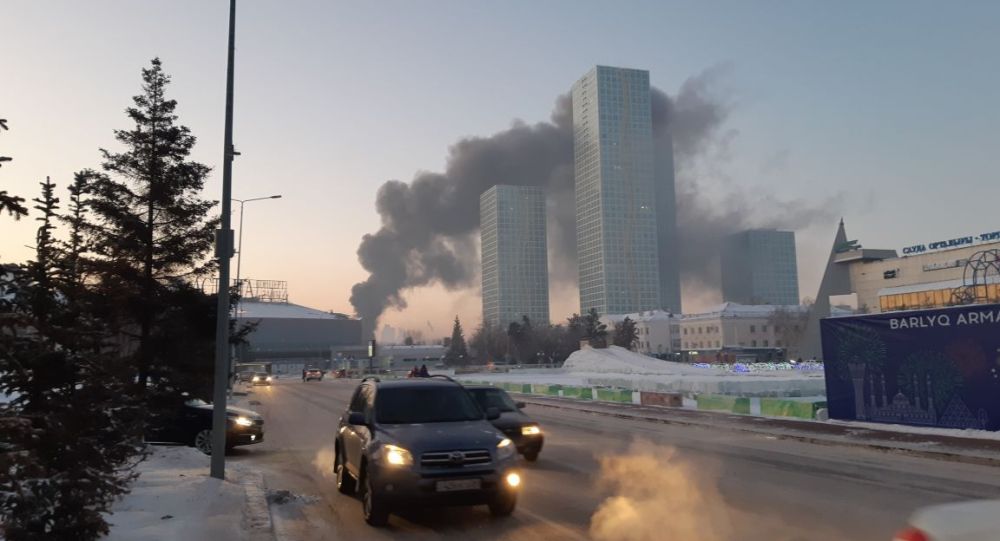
{"left": 800, "top": 221, "right": 1000, "bottom": 358}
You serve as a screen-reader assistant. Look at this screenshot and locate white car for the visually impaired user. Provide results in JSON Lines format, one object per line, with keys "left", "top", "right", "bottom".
{"left": 895, "top": 500, "right": 1000, "bottom": 541}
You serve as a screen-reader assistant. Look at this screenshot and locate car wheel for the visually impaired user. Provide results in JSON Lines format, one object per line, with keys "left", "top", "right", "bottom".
{"left": 335, "top": 445, "right": 356, "bottom": 495}
{"left": 523, "top": 451, "right": 539, "bottom": 463}
{"left": 193, "top": 429, "right": 213, "bottom": 455}
{"left": 488, "top": 490, "right": 517, "bottom": 517}
{"left": 362, "top": 469, "right": 390, "bottom": 526}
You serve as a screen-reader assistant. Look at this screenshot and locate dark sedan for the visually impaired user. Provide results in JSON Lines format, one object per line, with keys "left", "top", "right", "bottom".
{"left": 465, "top": 386, "right": 543, "bottom": 462}
{"left": 145, "top": 399, "right": 264, "bottom": 455}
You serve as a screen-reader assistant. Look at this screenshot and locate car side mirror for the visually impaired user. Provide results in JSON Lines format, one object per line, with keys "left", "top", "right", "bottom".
{"left": 486, "top": 406, "right": 501, "bottom": 420}
{"left": 348, "top": 412, "right": 366, "bottom": 426}
{"left": 515, "top": 402, "right": 526, "bottom": 409}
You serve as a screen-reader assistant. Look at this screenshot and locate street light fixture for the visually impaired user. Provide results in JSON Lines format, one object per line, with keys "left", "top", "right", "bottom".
{"left": 232, "top": 195, "right": 282, "bottom": 300}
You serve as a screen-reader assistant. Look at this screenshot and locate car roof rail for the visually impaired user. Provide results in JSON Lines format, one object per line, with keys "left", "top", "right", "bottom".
{"left": 361, "top": 376, "right": 381, "bottom": 383}
{"left": 427, "top": 374, "right": 457, "bottom": 383}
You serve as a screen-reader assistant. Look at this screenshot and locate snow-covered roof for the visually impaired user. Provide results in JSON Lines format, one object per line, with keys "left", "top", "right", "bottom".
{"left": 682, "top": 302, "right": 807, "bottom": 321}
{"left": 236, "top": 301, "right": 355, "bottom": 320}
{"left": 602, "top": 309, "right": 679, "bottom": 324}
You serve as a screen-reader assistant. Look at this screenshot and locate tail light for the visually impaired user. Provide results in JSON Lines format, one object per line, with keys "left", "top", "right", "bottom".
{"left": 893, "top": 527, "right": 930, "bottom": 541}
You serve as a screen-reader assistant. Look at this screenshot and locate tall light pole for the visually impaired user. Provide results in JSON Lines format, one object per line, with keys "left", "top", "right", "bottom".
{"left": 211, "top": 0, "right": 237, "bottom": 480}
{"left": 232, "top": 195, "right": 282, "bottom": 300}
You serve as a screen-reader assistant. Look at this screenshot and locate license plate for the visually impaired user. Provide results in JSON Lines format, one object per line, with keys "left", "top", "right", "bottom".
{"left": 435, "top": 479, "right": 481, "bottom": 492}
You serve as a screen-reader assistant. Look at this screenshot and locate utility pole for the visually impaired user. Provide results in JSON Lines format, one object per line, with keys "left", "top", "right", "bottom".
{"left": 211, "top": 0, "right": 237, "bottom": 480}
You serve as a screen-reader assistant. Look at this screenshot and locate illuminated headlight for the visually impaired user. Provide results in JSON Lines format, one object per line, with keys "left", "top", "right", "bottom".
{"left": 496, "top": 438, "right": 515, "bottom": 460}
{"left": 380, "top": 444, "right": 413, "bottom": 467}
{"left": 521, "top": 425, "right": 541, "bottom": 436}
{"left": 266, "top": 376, "right": 273, "bottom": 382}
{"left": 505, "top": 472, "right": 521, "bottom": 488}
{"left": 252, "top": 376, "right": 260, "bottom": 382}
{"left": 234, "top": 416, "right": 253, "bottom": 427}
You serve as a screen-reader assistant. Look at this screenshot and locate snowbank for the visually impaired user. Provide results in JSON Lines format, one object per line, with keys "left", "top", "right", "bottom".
{"left": 564, "top": 346, "right": 718, "bottom": 376}
{"left": 105, "top": 446, "right": 250, "bottom": 541}
{"left": 454, "top": 347, "right": 828, "bottom": 396}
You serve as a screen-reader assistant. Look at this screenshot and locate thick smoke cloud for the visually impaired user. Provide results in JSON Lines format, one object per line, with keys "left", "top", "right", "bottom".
{"left": 350, "top": 66, "right": 839, "bottom": 329}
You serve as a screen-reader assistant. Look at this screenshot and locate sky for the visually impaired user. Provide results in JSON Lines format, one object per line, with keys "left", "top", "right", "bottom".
{"left": 2, "top": 1, "right": 998, "bottom": 340}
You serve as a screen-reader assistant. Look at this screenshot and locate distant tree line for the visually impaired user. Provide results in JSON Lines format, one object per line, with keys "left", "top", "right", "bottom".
{"left": 453, "top": 308, "right": 645, "bottom": 367}
{"left": 0, "top": 59, "right": 251, "bottom": 540}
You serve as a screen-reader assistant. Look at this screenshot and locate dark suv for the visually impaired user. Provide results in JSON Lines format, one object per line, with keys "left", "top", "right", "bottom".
{"left": 334, "top": 377, "right": 521, "bottom": 526}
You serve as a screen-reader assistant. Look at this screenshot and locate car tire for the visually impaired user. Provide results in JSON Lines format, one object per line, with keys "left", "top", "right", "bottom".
{"left": 362, "top": 469, "right": 390, "bottom": 527}
{"left": 523, "top": 451, "right": 539, "bottom": 462}
{"left": 193, "top": 429, "right": 213, "bottom": 455}
{"left": 488, "top": 490, "right": 517, "bottom": 517}
{"left": 335, "top": 445, "right": 356, "bottom": 495}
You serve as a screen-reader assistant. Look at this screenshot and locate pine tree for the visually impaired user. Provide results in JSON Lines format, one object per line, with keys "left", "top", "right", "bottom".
{"left": 83, "top": 58, "right": 217, "bottom": 401}
{"left": 613, "top": 316, "right": 639, "bottom": 350}
{"left": 0, "top": 178, "right": 144, "bottom": 540}
{"left": 0, "top": 117, "right": 28, "bottom": 220}
{"left": 445, "top": 316, "right": 468, "bottom": 365}
{"left": 582, "top": 308, "right": 608, "bottom": 348}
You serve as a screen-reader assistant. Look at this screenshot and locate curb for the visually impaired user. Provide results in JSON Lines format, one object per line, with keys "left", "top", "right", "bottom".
{"left": 240, "top": 469, "right": 274, "bottom": 541}
{"left": 520, "top": 396, "right": 1000, "bottom": 468}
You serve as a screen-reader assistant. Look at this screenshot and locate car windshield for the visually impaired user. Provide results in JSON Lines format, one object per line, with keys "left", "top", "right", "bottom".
{"left": 376, "top": 387, "right": 483, "bottom": 424}
{"left": 467, "top": 388, "right": 518, "bottom": 413}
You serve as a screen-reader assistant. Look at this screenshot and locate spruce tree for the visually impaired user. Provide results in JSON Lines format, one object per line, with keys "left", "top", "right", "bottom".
{"left": 0, "top": 117, "right": 28, "bottom": 219}
{"left": 84, "top": 58, "right": 217, "bottom": 401}
{"left": 0, "top": 178, "right": 143, "bottom": 540}
{"left": 613, "top": 316, "right": 639, "bottom": 350}
{"left": 446, "top": 316, "right": 468, "bottom": 365}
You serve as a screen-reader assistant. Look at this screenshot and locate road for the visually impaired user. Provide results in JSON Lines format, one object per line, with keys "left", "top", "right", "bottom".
{"left": 230, "top": 378, "right": 1000, "bottom": 541}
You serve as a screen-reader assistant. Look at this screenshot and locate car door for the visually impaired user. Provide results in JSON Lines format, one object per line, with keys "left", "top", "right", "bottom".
{"left": 341, "top": 385, "right": 369, "bottom": 476}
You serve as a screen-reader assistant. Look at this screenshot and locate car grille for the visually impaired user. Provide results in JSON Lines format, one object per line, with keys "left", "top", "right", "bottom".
{"left": 421, "top": 449, "right": 491, "bottom": 467}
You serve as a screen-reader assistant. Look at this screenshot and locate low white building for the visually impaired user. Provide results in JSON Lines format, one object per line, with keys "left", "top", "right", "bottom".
{"left": 678, "top": 302, "right": 851, "bottom": 361}
{"left": 601, "top": 310, "right": 681, "bottom": 356}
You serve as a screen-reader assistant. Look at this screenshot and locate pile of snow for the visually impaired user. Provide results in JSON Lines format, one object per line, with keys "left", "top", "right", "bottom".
{"left": 105, "top": 446, "right": 249, "bottom": 541}
{"left": 564, "top": 346, "right": 718, "bottom": 376}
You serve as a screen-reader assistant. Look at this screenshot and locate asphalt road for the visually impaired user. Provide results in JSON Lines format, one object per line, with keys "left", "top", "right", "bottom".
{"left": 230, "top": 378, "right": 1000, "bottom": 541}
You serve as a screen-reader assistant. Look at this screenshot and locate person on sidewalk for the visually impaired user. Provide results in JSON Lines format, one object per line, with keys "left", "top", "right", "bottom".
{"left": 419, "top": 364, "right": 429, "bottom": 377}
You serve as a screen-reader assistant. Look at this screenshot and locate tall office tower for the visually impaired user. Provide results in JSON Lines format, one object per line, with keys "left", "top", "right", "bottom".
{"left": 572, "top": 65, "right": 663, "bottom": 315}
{"left": 480, "top": 185, "right": 550, "bottom": 328}
{"left": 721, "top": 229, "right": 800, "bottom": 306}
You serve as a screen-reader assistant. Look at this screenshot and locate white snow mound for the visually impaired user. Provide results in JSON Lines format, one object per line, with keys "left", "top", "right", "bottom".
{"left": 564, "top": 346, "right": 722, "bottom": 376}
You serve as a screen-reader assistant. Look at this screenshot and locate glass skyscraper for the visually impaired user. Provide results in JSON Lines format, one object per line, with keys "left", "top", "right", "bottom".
{"left": 572, "top": 65, "right": 663, "bottom": 315}
{"left": 721, "top": 229, "right": 800, "bottom": 306}
{"left": 480, "top": 185, "right": 549, "bottom": 328}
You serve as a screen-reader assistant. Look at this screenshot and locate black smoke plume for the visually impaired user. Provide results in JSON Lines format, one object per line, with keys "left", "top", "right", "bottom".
{"left": 350, "top": 66, "right": 838, "bottom": 330}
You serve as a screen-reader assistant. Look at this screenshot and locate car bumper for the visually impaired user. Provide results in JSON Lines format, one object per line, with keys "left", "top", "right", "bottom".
{"left": 368, "top": 463, "right": 520, "bottom": 507}
{"left": 227, "top": 427, "right": 264, "bottom": 447}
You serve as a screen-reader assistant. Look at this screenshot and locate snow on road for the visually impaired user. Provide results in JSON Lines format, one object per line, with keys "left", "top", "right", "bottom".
{"left": 105, "top": 446, "right": 251, "bottom": 541}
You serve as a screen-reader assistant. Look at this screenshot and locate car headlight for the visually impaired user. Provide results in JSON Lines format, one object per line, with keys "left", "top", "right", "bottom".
{"left": 496, "top": 438, "right": 515, "bottom": 460}
{"left": 521, "top": 425, "right": 542, "bottom": 436}
{"left": 252, "top": 376, "right": 260, "bottom": 382}
{"left": 266, "top": 376, "right": 272, "bottom": 382}
{"left": 379, "top": 444, "right": 413, "bottom": 467}
{"left": 234, "top": 416, "right": 253, "bottom": 427}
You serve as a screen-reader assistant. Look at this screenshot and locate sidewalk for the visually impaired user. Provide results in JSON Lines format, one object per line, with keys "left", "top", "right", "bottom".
{"left": 520, "top": 395, "right": 1000, "bottom": 466}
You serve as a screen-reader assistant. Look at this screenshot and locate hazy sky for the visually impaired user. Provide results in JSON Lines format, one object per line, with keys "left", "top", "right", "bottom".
{"left": 3, "top": 1, "right": 998, "bottom": 339}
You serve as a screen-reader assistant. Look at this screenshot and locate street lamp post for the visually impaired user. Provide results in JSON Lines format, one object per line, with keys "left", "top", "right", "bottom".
{"left": 232, "top": 195, "right": 282, "bottom": 300}
{"left": 211, "top": 0, "right": 238, "bottom": 480}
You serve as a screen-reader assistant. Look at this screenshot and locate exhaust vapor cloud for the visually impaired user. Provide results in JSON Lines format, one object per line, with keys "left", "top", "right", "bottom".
{"left": 589, "top": 442, "right": 734, "bottom": 541}
{"left": 350, "top": 66, "right": 840, "bottom": 328}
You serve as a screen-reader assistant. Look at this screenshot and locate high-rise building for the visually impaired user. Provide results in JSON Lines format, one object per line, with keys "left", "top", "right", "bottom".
{"left": 480, "top": 185, "right": 549, "bottom": 328}
{"left": 721, "top": 229, "right": 800, "bottom": 306}
{"left": 573, "top": 65, "right": 665, "bottom": 315}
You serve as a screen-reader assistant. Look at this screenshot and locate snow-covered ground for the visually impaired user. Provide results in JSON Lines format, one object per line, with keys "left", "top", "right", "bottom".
{"left": 105, "top": 446, "right": 251, "bottom": 541}
{"left": 831, "top": 420, "right": 1000, "bottom": 441}
{"left": 457, "top": 346, "right": 828, "bottom": 397}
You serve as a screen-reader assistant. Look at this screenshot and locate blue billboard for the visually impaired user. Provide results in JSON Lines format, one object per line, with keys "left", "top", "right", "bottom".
{"left": 821, "top": 304, "right": 1000, "bottom": 431}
